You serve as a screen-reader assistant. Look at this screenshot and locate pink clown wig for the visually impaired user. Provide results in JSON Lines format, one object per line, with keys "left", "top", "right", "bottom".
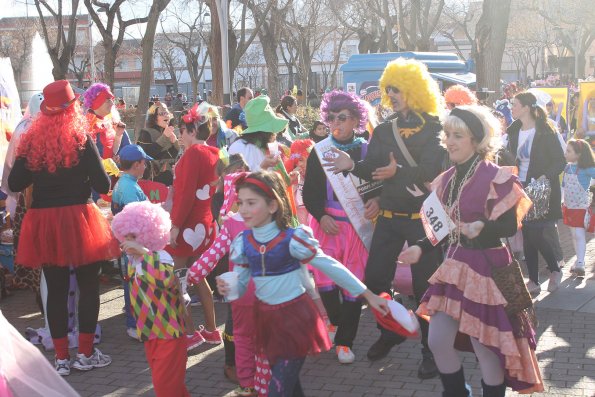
{"left": 111, "top": 201, "right": 172, "bottom": 252}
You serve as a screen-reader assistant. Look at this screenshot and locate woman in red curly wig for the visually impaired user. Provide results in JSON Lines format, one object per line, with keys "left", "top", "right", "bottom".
{"left": 8, "top": 80, "right": 120, "bottom": 376}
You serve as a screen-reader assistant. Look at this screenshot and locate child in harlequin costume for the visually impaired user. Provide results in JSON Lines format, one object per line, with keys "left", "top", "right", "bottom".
{"left": 111, "top": 201, "right": 189, "bottom": 397}
{"left": 111, "top": 145, "right": 153, "bottom": 341}
{"left": 217, "top": 170, "right": 389, "bottom": 396}
{"left": 286, "top": 139, "right": 314, "bottom": 225}
{"left": 84, "top": 83, "right": 130, "bottom": 160}
{"left": 167, "top": 103, "right": 223, "bottom": 349}
{"left": 187, "top": 171, "right": 271, "bottom": 397}
{"left": 303, "top": 90, "right": 380, "bottom": 364}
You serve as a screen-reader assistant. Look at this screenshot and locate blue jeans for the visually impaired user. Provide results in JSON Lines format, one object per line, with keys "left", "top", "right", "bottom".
{"left": 121, "top": 255, "right": 136, "bottom": 329}
{"left": 268, "top": 358, "right": 305, "bottom": 397}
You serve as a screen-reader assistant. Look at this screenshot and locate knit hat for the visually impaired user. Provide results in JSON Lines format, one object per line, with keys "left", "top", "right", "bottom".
{"left": 241, "top": 96, "right": 288, "bottom": 135}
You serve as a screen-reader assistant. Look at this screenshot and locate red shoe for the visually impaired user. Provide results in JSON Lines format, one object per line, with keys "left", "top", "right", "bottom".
{"left": 200, "top": 326, "right": 223, "bottom": 344}
{"left": 186, "top": 330, "right": 205, "bottom": 351}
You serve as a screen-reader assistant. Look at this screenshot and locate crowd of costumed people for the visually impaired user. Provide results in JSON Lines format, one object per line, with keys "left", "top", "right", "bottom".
{"left": 2, "top": 55, "right": 595, "bottom": 397}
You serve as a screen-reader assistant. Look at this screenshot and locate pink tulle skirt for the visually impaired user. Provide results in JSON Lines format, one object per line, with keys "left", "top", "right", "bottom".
{"left": 254, "top": 293, "right": 331, "bottom": 365}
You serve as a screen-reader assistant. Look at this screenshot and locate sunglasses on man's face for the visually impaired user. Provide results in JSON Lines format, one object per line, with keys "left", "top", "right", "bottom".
{"left": 385, "top": 86, "right": 400, "bottom": 95}
{"left": 326, "top": 113, "right": 352, "bottom": 123}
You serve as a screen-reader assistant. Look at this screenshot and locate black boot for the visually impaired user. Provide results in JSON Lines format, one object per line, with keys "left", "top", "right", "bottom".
{"left": 481, "top": 380, "right": 506, "bottom": 397}
{"left": 366, "top": 334, "right": 401, "bottom": 361}
{"left": 418, "top": 346, "right": 439, "bottom": 379}
{"left": 439, "top": 367, "right": 472, "bottom": 397}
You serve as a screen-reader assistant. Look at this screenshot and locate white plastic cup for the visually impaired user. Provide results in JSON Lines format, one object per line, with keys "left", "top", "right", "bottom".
{"left": 219, "top": 271, "right": 240, "bottom": 301}
{"left": 267, "top": 142, "right": 279, "bottom": 156}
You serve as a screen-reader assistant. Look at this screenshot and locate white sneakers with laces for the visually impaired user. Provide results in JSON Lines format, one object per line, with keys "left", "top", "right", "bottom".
{"left": 71, "top": 348, "right": 112, "bottom": 371}
{"left": 55, "top": 358, "right": 70, "bottom": 376}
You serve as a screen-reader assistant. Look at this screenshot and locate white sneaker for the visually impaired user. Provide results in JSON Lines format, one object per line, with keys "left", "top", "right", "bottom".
{"left": 55, "top": 358, "right": 70, "bottom": 376}
{"left": 526, "top": 280, "right": 541, "bottom": 295}
{"left": 71, "top": 348, "right": 112, "bottom": 371}
{"left": 571, "top": 262, "right": 586, "bottom": 277}
{"left": 126, "top": 327, "right": 140, "bottom": 341}
{"left": 547, "top": 271, "right": 562, "bottom": 292}
{"left": 336, "top": 345, "right": 355, "bottom": 364}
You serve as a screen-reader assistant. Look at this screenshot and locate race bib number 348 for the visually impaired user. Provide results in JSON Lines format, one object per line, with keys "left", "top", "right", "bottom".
{"left": 420, "top": 191, "right": 455, "bottom": 246}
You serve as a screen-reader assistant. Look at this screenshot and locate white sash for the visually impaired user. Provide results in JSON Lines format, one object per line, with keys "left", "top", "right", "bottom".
{"left": 314, "top": 137, "right": 374, "bottom": 250}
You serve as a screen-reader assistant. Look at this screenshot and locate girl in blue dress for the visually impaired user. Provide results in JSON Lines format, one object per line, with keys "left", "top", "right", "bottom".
{"left": 217, "top": 170, "right": 388, "bottom": 396}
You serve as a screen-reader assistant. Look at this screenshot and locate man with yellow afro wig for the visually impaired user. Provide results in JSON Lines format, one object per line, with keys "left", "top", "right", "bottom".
{"left": 326, "top": 58, "right": 445, "bottom": 380}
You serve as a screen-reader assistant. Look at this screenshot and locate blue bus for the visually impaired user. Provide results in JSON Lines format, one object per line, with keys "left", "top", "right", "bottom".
{"left": 341, "top": 52, "right": 475, "bottom": 106}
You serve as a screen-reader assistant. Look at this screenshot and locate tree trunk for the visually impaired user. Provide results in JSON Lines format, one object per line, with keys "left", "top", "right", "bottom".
{"left": 474, "top": 0, "right": 511, "bottom": 102}
{"left": 208, "top": 0, "right": 223, "bottom": 106}
{"left": 262, "top": 43, "right": 280, "bottom": 102}
{"left": 134, "top": 0, "right": 171, "bottom": 140}
{"left": 103, "top": 39, "right": 116, "bottom": 89}
{"left": 51, "top": 62, "right": 68, "bottom": 81}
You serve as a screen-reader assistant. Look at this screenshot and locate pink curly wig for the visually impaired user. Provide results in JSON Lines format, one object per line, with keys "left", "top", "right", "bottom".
{"left": 320, "top": 90, "right": 368, "bottom": 130}
{"left": 17, "top": 101, "right": 88, "bottom": 173}
{"left": 84, "top": 83, "right": 111, "bottom": 109}
{"left": 111, "top": 201, "right": 172, "bottom": 252}
{"left": 444, "top": 85, "right": 478, "bottom": 107}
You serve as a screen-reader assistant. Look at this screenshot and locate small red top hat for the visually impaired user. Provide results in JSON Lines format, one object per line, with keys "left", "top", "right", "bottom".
{"left": 40, "top": 80, "right": 79, "bottom": 115}
{"left": 371, "top": 292, "right": 420, "bottom": 338}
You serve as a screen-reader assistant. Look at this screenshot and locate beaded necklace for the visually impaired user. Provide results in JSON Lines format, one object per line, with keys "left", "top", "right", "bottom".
{"left": 445, "top": 156, "right": 481, "bottom": 258}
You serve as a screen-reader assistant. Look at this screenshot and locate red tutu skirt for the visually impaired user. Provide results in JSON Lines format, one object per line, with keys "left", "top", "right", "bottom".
{"left": 562, "top": 205, "right": 587, "bottom": 228}
{"left": 17, "top": 203, "right": 120, "bottom": 268}
{"left": 255, "top": 293, "right": 331, "bottom": 365}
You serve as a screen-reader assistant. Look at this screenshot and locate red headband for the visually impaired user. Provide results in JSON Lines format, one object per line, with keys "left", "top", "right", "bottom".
{"left": 91, "top": 90, "right": 115, "bottom": 110}
{"left": 236, "top": 175, "right": 275, "bottom": 199}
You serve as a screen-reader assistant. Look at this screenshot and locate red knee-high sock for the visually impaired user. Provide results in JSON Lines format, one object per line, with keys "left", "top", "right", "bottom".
{"left": 78, "top": 332, "right": 95, "bottom": 357}
{"left": 53, "top": 337, "right": 70, "bottom": 360}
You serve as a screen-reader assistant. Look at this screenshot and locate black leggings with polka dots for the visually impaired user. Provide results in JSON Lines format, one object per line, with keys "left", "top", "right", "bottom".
{"left": 43, "top": 262, "right": 102, "bottom": 339}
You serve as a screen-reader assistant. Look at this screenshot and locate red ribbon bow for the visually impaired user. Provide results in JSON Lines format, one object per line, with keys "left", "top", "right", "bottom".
{"left": 182, "top": 103, "right": 207, "bottom": 124}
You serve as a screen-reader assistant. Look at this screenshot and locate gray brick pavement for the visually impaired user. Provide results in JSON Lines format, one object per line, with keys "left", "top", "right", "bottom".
{"left": 2, "top": 224, "right": 594, "bottom": 396}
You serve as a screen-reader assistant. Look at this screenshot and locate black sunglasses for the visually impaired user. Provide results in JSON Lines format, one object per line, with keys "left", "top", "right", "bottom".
{"left": 326, "top": 113, "right": 352, "bottom": 123}
{"left": 385, "top": 86, "right": 400, "bottom": 94}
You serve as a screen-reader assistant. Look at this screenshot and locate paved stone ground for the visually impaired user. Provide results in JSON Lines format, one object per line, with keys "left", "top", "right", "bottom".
{"left": 2, "top": 224, "right": 595, "bottom": 397}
